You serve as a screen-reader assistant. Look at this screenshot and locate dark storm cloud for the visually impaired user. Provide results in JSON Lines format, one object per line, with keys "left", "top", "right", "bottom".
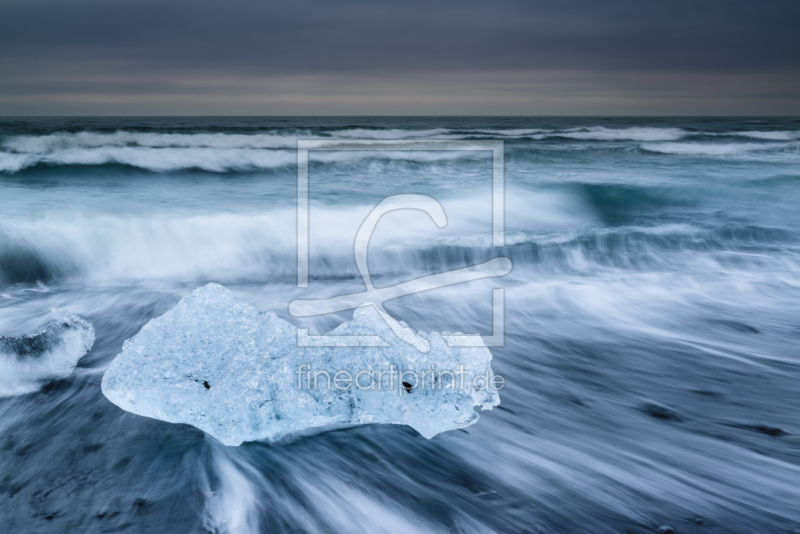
{"left": 0, "top": 0, "right": 798, "bottom": 114}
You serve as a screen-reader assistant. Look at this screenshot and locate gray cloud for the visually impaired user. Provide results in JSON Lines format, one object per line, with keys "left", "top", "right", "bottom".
{"left": 0, "top": 0, "right": 798, "bottom": 114}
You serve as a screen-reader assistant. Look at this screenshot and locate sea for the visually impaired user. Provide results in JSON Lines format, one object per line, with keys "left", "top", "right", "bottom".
{"left": 1, "top": 117, "right": 799, "bottom": 533}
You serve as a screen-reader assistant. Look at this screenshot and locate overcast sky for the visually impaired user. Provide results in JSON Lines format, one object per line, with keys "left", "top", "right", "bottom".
{"left": 1, "top": 0, "right": 798, "bottom": 115}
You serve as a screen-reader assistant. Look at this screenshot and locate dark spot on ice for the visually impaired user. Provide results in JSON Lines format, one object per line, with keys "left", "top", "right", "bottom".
{"left": 44, "top": 513, "right": 56, "bottom": 520}
{"left": 402, "top": 381, "right": 413, "bottom": 393}
{"left": 641, "top": 403, "right": 681, "bottom": 421}
{"left": 83, "top": 443, "right": 103, "bottom": 453}
{"left": 656, "top": 526, "right": 676, "bottom": 534}
{"left": 191, "top": 378, "right": 211, "bottom": 389}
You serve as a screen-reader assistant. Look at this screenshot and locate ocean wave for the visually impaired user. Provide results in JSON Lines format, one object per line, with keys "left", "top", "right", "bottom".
{"left": 734, "top": 130, "right": 800, "bottom": 141}
{"left": 536, "top": 126, "right": 688, "bottom": 142}
{"left": 0, "top": 147, "right": 298, "bottom": 173}
{"left": 333, "top": 126, "right": 798, "bottom": 143}
{"left": 332, "top": 128, "right": 453, "bottom": 139}
{"left": 462, "top": 128, "right": 545, "bottom": 136}
{"left": 0, "top": 146, "right": 512, "bottom": 173}
{"left": 0, "top": 213, "right": 298, "bottom": 283}
{"left": 1, "top": 209, "right": 795, "bottom": 286}
{"left": 0, "top": 188, "right": 589, "bottom": 283}
{"left": 1, "top": 126, "right": 679, "bottom": 153}
{"left": 640, "top": 141, "right": 798, "bottom": 157}
{"left": 2, "top": 131, "right": 304, "bottom": 152}
{"left": 4, "top": 127, "right": 795, "bottom": 154}
{"left": 2, "top": 126, "right": 796, "bottom": 173}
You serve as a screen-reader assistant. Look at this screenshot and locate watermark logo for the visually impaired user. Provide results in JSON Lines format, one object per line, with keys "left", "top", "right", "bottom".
{"left": 289, "top": 140, "right": 510, "bottom": 351}
{"left": 295, "top": 364, "right": 506, "bottom": 394}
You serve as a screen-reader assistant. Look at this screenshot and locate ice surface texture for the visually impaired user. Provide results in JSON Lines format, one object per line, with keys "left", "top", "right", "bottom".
{"left": 101, "top": 284, "right": 499, "bottom": 446}
{"left": 0, "top": 309, "right": 95, "bottom": 396}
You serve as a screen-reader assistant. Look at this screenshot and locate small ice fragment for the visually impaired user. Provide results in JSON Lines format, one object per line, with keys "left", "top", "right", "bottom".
{"left": 0, "top": 309, "right": 95, "bottom": 397}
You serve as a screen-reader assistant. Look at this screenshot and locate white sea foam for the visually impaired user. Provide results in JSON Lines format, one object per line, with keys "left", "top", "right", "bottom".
{"left": 201, "top": 450, "right": 264, "bottom": 534}
{"left": 0, "top": 153, "right": 32, "bottom": 173}
{"left": 735, "top": 130, "right": 800, "bottom": 141}
{"left": 641, "top": 142, "right": 795, "bottom": 156}
{"left": 2, "top": 131, "right": 304, "bottom": 152}
{"left": 333, "top": 128, "right": 453, "bottom": 139}
{"left": 543, "top": 126, "right": 688, "bottom": 142}
{"left": 334, "top": 126, "right": 689, "bottom": 141}
{"left": 0, "top": 140, "right": 493, "bottom": 173}
{"left": 0, "top": 147, "right": 297, "bottom": 173}
{"left": 471, "top": 128, "right": 545, "bottom": 136}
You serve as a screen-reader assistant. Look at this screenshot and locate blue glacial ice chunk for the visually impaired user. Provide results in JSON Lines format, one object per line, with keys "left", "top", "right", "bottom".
{"left": 101, "top": 283, "right": 500, "bottom": 446}
{"left": 0, "top": 309, "right": 95, "bottom": 396}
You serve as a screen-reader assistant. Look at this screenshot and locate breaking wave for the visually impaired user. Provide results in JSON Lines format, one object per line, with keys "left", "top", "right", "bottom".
{"left": 641, "top": 141, "right": 799, "bottom": 158}
{"left": 534, "top": 126, "right": 687, "bottom": 141}
{"left": 0, "top": 188, "right": 591, "bottom": 284}
{"left": 0, "top": 147, "right": 297, "bottom": 173}
{"left": 1, "top": 211, "right": 797, "bottom": 287}
{"left": 735, "top": 130, "right": 800, "bottom": 141}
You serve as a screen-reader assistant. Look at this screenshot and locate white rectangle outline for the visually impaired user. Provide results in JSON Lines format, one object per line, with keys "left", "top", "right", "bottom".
{"left": 297, "top": 139, "right": 505, "bottom": 346}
